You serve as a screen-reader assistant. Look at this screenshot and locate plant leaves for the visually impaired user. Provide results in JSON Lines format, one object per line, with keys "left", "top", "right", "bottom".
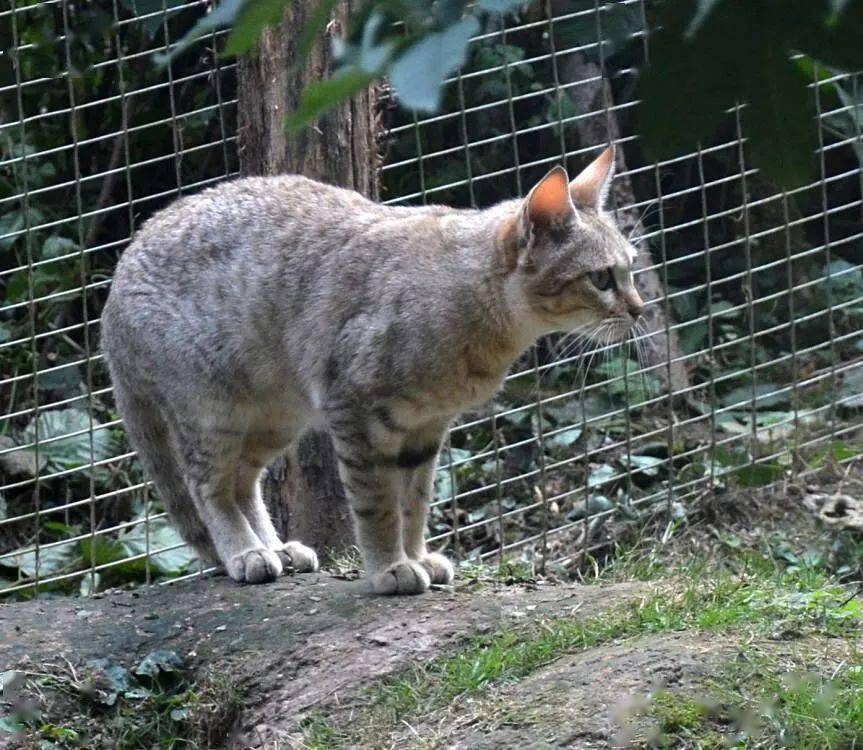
{"left": 0, "top": 542, "right": 78, "bottom": 579}
{"left": 588, "top": 463, "right": 616, "bottom": 488}
{"left": 287, "top": 67, "right": 376, "bottom": 131}
{"left": 0, "top": 715, "right": 25, "bottom": 733}
{"left": 298, "top": 0, "right": 342, "bottom": 61}
{"left": 389, "top": 17, "right": 479, "bottom": 112}
{"left": 86, "top": 658, "right": 134, "bottom": 706}
{"left": 117, "top": 516, "right": 196, "bottom": 576}
{"left": 153, "top": 0, "right": 244, "bottom": 65}
{"left": 627, "top": 455, "right": 664, "bottom": 477}
{"left": 477, "top": 0, "right": 524, "bottom": 13}
{"left": 21, "top": 408, "right": 118, "bottom": 472}
{"left": 720, "top": 382, "right": 789, "bottom": 410}
{"left": 135, "top": 650, "right": 183, "bottom": 679}
{"left": 840, "top": 365, "right": 863, "bottom": 409}
{"left": 120, "top": 0, "right": 186, "bottom": 38}
{"left": 733, "top": 462, "right": 785, "bottom": 487}
{"left": 637, "top": 0, "right": 740, "bottom": 161}
{"left": 686, "top": 0, "right": 724, "bottom": 37}
{"left": 741, "top": 32, "right": 816, "bottom": 187}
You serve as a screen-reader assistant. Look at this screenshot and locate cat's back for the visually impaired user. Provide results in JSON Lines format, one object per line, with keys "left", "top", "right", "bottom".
{"left": 118, "top": 175, "right": 378, "bottom": 273}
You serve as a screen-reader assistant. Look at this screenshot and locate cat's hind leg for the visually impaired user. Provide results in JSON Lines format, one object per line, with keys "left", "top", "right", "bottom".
{"left": 112, "top": 383, "right": 217, "bottom": 565}
{"left": 176, "top": 421, "right": 283, "bottom": 584}
{"left": 234, "top": 451, "right": 319, "bottom": 574}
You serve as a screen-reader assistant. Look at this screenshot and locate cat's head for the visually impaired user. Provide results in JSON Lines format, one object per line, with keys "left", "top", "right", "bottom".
{"left": 497, "top": 146, "right": 644, "bottom": 344}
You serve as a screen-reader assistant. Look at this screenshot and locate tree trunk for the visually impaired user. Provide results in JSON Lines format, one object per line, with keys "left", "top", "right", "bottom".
{"left": 237, "top": 1, "right": 378, "bottom": 555}
{"left": 558, "top": 54, "right": 690, "bottom": 393}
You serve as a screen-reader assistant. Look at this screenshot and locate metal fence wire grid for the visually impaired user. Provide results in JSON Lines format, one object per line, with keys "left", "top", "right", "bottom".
{"left": 0, "top": 0, "right": 861, "bottom": 598}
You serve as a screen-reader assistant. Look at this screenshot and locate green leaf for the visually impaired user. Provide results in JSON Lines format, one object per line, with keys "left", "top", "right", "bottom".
{"left": 86, "top": 659, "right": 134, "bottom": 706}
{"left": 720, "top": 382, "right": 789, "bottom": 410}
{"left": 733, "top": 461, "right": 785, "bottom": 487}
{"left": 120, "top": 0, "right": 186, "bottom": 38}
{"left": 224, "top": 0, "right": 292, "bottom": 56}
{"left": 548, "top": 426, "right": 582, "bottom": 449}
{"left": 41, "top": 236, "right": 78, "bottom": 260}
{"left": 135, "top": 650, "right": 183, "bottom": 679}
{"left": 0, "top": 715, "right": 25, "bottom": 733}
{"left": 637, "top": 1, "right": 740, "bottom": 161}
{"left": 118, "top": 516, "right": 196, "bottom": 576}
{"left": 22, "top": 408, "right": 118, "bottom": 472}
{"left": 841, "top": 365, "right": 863, "bottom": 409}
{"left": 170, "top": 706, "right": 191, "bottom": 721}
{"left": 287, "top": 67, "right": 376, "bottom": 131}
{"left": 0, "top": 542, "right": 78, "bottom": 579}
{"left": 741, "top": 34, "right": 816, "bottom": 187}
{"left": 389, "top": 17, "right": 479, "bottom": 112}
{"left": 588, "top": 463, "right": 616, "bottom": 488}
{"left": 298, "top": 0, "right": 342, "bottom": 61}
{"left": 153, "top": 0, "right": 244, "bottom": 66}
{"left": 627, "top": 455, "right": 664, "bottom": 477}
{"left": 686, "top": 0, "right": 724, "bottom": 37}
{"left": 477, "top": 0, "right": 524, "bottom": 13}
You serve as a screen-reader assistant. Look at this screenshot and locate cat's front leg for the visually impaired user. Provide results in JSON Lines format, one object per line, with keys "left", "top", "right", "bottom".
{"left": 402, "top": 448, "right": 455, "bottom": 586}
{"left": 329, "top": 427, "right": 430, "bottom": 595}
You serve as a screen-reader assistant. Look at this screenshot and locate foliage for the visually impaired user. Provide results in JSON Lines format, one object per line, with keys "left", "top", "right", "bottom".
{"left": 169, "top": 0, "right": 863, "bottom": 188}
{"left": 1, "top": 1, "right": 232, "bottom": 596}
{"left": 2, "top": 1, "right": 861, "bottom": 595}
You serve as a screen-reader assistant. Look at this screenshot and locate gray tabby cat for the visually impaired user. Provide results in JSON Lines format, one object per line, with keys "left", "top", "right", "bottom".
{"left": 101, "top": 145, "right": 643, "bottom": 595}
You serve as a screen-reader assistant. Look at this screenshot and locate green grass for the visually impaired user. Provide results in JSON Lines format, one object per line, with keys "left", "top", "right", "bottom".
{"left": 302, "top": 559, "right": 860, "bottom": 748}
{"left": 636, "top": 655, "right": 863, "bottom": 749}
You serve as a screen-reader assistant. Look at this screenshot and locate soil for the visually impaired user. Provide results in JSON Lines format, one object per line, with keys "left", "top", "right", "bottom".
{"left": 1, "top": 468, "right": 861, "bottom": 749}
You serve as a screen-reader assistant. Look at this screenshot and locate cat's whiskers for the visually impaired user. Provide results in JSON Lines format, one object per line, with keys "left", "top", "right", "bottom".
{"left": 538, "top": 323, "right": 597, "bottom": 388}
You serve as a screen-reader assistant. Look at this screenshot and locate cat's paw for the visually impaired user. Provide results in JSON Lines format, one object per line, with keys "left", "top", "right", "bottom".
{"left": 274, "top": 541, "right": 319, "bottom": 574}
{"left": 370, "top": 560, "right": 430, "bottom": 595}
{"left": 418, "top": 552, "right": 455, "bottom": 585}
{"left": 226, "top": 548, "right": 283, "bottom": 584}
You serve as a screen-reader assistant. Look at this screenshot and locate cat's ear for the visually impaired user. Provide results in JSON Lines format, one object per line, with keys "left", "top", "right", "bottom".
{"left": 570, "top": 145, "right": 615, "bottom": 210}
{"left": 497, "top": 166, "right": 574, "bottom": 270}
{"left": 522, "top": 165, "right": 575, "bottom": 231}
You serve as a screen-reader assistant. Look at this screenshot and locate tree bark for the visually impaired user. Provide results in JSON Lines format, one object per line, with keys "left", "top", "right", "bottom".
{"left": 237, "top": 1, "right": 378, "bottom": 554}
{"left": 558, "top": 54, "right": 690, "bottom": 393}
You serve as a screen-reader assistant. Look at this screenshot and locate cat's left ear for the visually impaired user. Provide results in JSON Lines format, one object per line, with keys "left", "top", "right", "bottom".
{"left": 497, "top": 166, "right": 575, "bottom": 269}
{"left": 570, "top": 145, "right": 615, "bottom": 210}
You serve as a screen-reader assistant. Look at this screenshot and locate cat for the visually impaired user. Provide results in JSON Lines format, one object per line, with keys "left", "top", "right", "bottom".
{"left": 100, "top": 145, "right": 643, "bottom": 595}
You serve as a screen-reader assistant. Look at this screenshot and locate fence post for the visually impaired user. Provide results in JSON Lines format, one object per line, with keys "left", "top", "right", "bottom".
{"left": 236, "top": 1, "right": 378, "bottom": 556}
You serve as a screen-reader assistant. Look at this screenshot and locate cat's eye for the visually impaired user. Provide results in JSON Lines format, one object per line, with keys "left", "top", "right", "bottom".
{"left": 588, "top": 268, "right": 614, "bottom": 291}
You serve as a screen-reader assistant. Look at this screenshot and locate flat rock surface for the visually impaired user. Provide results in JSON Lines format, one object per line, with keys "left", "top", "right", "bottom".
{"left": 0, "top": 572, "right": 646, "bottom": 748}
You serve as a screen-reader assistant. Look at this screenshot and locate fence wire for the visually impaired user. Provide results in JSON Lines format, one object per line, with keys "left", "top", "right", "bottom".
{"left": 1, "top": 0, "right": 861, "bottom": 597}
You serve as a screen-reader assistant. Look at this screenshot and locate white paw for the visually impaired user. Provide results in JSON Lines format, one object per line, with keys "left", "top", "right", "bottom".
{"left": 419, "top": 552, "right": 455, "bottom": 585}
{"left": 226, "top": 548, "right": 283, "bottom": 584}
{"left": 274, "top": 541, "right": 319, "bottom": 574}
{"left": 370, "top": 560, "right": 431, "bottom": 595}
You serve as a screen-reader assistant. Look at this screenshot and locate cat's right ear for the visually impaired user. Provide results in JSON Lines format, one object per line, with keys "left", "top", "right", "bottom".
{"left": 498, "top": 166, "right": 574, "bottom": 270}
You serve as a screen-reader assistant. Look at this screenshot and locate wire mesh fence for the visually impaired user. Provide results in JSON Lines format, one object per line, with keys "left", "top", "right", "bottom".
{"left": 1, "top": 0, "right": 861, "bottom": 598}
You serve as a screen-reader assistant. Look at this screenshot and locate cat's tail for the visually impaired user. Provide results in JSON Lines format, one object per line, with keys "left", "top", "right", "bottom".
{"left": 111, "top": 381, "right": 218, "bottom": 565}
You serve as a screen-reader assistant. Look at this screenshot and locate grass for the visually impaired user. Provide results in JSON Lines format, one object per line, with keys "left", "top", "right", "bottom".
{"left": 635, "top": 653, "right": 863, "bottom": 749}
{"left": 1, "top": 661, "right": 243, "bottom": 750}
{"left": 301, "top": 554, "right": 861, "bottom": 748}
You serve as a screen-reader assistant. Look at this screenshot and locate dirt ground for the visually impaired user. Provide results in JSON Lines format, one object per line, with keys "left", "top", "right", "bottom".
{"left": 1, "top": 466, "right": 862, "bottom": 749}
